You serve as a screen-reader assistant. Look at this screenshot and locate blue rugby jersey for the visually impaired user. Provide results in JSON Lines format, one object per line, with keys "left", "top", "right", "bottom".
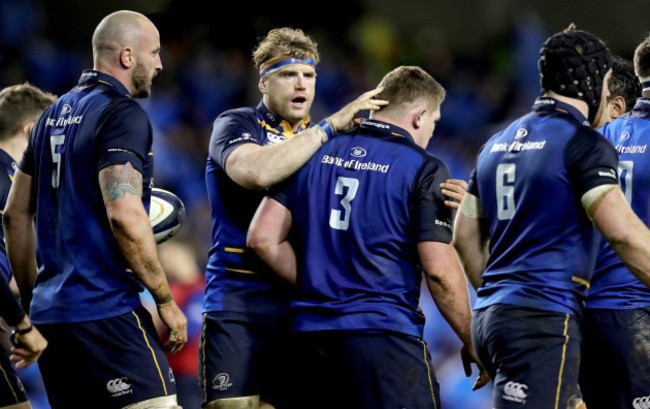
{"left": 19, "top": 70, "right": 154, "bottom": 324}
{"left": 273, "top": 119, "right": 453, "bottom": 337}
{"left": 587, "top": 98, "right": 650, "bottom": 309}
{"left": 0, "top": 149, "right": 16, "bottom": 282}
{"left": 468, "top": 97, "right": 618, "bottom": 315}
{"left": 203, "top": 102, "right": 310, "bottom": 317}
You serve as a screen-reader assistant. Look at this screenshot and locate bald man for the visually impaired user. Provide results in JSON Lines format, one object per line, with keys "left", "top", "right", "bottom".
{"left": 3, "top": 10, "right": 187, "bottom": 408}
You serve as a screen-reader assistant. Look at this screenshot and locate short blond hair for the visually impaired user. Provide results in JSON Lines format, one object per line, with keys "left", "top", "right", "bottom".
{"left": 634, "top": 35, "right": 650, "bottom": 79}
{"left": 375, "top": 66, "right": 445, "bottom": 115}
{"left": 0, "top": 83, "right": 56, "bottom": 141}
{"left": 252, "top": 27, "right": 320, "bottom": 72}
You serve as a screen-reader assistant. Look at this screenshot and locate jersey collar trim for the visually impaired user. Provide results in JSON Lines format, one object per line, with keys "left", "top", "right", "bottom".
{"left": 532, "top": 96, "right": 589, "bottom": 125}
{"left": 78, "top": 70, "right": 132, "bottom": 98}
{"left": 255, "top": 100, "right": 311, "bottom": 133}
{"left": 359, "top": 119, "right": 414, "bottom": 142}
{"left": 632, "top": 97, "right": 650, "bottom": 112}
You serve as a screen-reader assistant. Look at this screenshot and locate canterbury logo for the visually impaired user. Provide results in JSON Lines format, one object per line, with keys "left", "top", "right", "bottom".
{"left": 503, "top": 381, "right": 528, "bottom": 403}
{"left": 633, "top": 396, "right": 650, "bottom": 409}
{"left": 106, "top": 377, "right": 132, "bottom": 397}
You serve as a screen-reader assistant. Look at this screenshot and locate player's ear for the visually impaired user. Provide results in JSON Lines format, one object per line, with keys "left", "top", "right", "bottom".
{"left": 23, "top": 122, "right": 35, "bottom": 137}
{"left": 610, "top": 96, "right": 626, "bottom": 119}
{"left": 412, "top": 108, "right": 426, "bottom": 129}
{"left": 120, "top": 48, "right": 134, "bottom": 69}
{"left": 258, "top": 76, "right": 268, "bottom": 94}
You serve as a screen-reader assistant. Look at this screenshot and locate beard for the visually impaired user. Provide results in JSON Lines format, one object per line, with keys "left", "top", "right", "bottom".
{"left": 132, "top": 62, "right": 154, "bottom": 98}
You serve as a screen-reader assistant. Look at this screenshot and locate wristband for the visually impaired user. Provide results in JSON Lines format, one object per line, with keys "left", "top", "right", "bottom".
{"left": 14, "top": 324, "right": 33, "bottom": 335}
{"left": 10, "top": 325, "right": 32, "bottom": 348}
{"left": 318, "top": 119, "right": 335, "bottom": 141}
{"left": 315, "top": 125, "right": 328, "bottom": 144}
{"left": 155, "top": 293, "right": 174, "bottom": 306}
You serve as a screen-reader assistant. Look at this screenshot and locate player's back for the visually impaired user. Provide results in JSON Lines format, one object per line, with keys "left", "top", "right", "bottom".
{"left": 23, "top": 71, "right": 152, "bottom": 323}
{"left": 472, "top": 97, "right": 617, "bottom": 315}
{"left": 588, "top": 98, "right": 650, "bottom": 308}
{"left": 281, "top": 119, "right": 452, "bottom": 338}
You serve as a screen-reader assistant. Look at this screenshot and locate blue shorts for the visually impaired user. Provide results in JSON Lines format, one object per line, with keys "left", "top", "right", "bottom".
{"left": 199, "top": 311, "right": 297, "bottom": 408}
{"left": 0, "top": 345, "right": 28, "bottom": 406}
{"left": 472, "top": 304, "right": 581, "bottom": 409}
{"left": 292, "top": 330, "right": 440, "bottom": 409}
{"left": 580, "top": 307, "right": 650, "bottom": 409}
{"left": 37, "top": 306, "right": 176, "bottom": 408}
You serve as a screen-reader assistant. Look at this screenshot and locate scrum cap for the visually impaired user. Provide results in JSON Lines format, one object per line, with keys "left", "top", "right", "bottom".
{"left": 539, "top": 24, "right": 612, "bottom": 123}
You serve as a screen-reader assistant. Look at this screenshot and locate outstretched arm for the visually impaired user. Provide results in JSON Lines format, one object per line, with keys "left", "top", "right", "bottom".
{"left": 226, "top": 88, "right": 388, "bottom": 190}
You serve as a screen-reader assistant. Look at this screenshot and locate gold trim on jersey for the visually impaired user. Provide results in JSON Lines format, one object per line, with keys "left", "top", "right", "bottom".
{"left": 417, "top": 338, "right": 438, "bottom": 409}
{"left": 571, "top": 276, "right": 590, "bottom": 288}
{"left": 225, "top": 267, "right": 256, "bottom": 275}
{"left": 0, "top": 362, "right": 19, "bottom": 403}
{"left": 132, "top": 310, "right": 168, "bottom": 395}
{"left": 256, "top": 115, "right": 310, "bottom": 139}
{"left": 224, "top": 247, "right": 245, "bottom": 254}
{"left": 200, "top": 313, "right": 208, "bottom": 404}
{"left": 554, "top": 314, "right": 570, "bottom": 409}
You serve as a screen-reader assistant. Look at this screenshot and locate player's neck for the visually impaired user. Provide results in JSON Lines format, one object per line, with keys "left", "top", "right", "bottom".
{"left": 94, "top": 63, "right": 134, "bottom": 96}
{"left": 0, "top": 134, "right": 28, "bottom": 162}
{"left": 545, "top": 91, "right": 589, "bottom": 119}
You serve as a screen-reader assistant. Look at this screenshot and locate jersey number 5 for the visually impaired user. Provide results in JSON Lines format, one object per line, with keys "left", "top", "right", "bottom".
{"left": 51, "top": 134, "right": 65, "bottom": 188}
{"left": 329, "top": 176, "right": 359, "bottom": 231}
{"left": 496, "top": 163, "right": 516, "bottom": 220}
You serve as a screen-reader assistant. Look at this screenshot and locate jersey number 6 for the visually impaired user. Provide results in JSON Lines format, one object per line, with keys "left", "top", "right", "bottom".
{"left": 496, "top": 163, "right": 516, "bottom": 220}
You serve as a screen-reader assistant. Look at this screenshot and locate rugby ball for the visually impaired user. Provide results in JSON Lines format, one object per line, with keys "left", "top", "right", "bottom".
{"left": 149, "top": 188, "right": 186, "bottom": 244}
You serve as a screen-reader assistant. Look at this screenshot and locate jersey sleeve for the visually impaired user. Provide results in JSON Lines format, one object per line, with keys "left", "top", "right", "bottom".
{"left": 18, "top": 112, "right": 43, "bottom": 176}
{"left": 466, "top": 142, "right": 487, "bottom": 198}
{"left": 208, "top": 109, "right": 261, "bottom": 170}
{"left": 269, "top": 177, "right": 293, "bottom": 209}
{"left": 95, "top": 100, "right": 152, "bottom": 173}
{"left": 413, "top": 157, "right": 454, "bottom": 243}
{"left": 0, "top": 272, "right": 24, "bottom": 327}
{"left": 564, "top": 126, "right": 619, "bottom": 197}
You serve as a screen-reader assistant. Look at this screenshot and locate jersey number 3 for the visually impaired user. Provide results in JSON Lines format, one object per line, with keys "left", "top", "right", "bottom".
{"left": 329, "top": 176, "right": 359, "bottom": 231}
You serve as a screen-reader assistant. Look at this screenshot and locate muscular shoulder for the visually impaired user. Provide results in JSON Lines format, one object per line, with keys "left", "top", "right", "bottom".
{"left": 213, "top": 106, "right": 259, "bottom": 130}
{"left": 102, "top": 98, "right": 149, "bottom": 124}
{"left": 566, "top": 125, "right": 617, "bottom": 161}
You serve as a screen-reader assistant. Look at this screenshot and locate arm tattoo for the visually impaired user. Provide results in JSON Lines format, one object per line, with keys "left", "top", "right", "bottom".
{"left": 100, "top": 162, "right": 143, "bottom": 201}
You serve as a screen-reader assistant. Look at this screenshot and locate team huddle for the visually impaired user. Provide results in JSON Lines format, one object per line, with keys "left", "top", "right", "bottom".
{"left": 0, "top": 8, "right": 648, "bottom": 409}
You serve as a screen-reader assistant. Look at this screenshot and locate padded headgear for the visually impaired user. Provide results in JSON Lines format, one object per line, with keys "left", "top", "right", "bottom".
{"left": 539, "top": 25, "right": 612, "bottom": 123}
